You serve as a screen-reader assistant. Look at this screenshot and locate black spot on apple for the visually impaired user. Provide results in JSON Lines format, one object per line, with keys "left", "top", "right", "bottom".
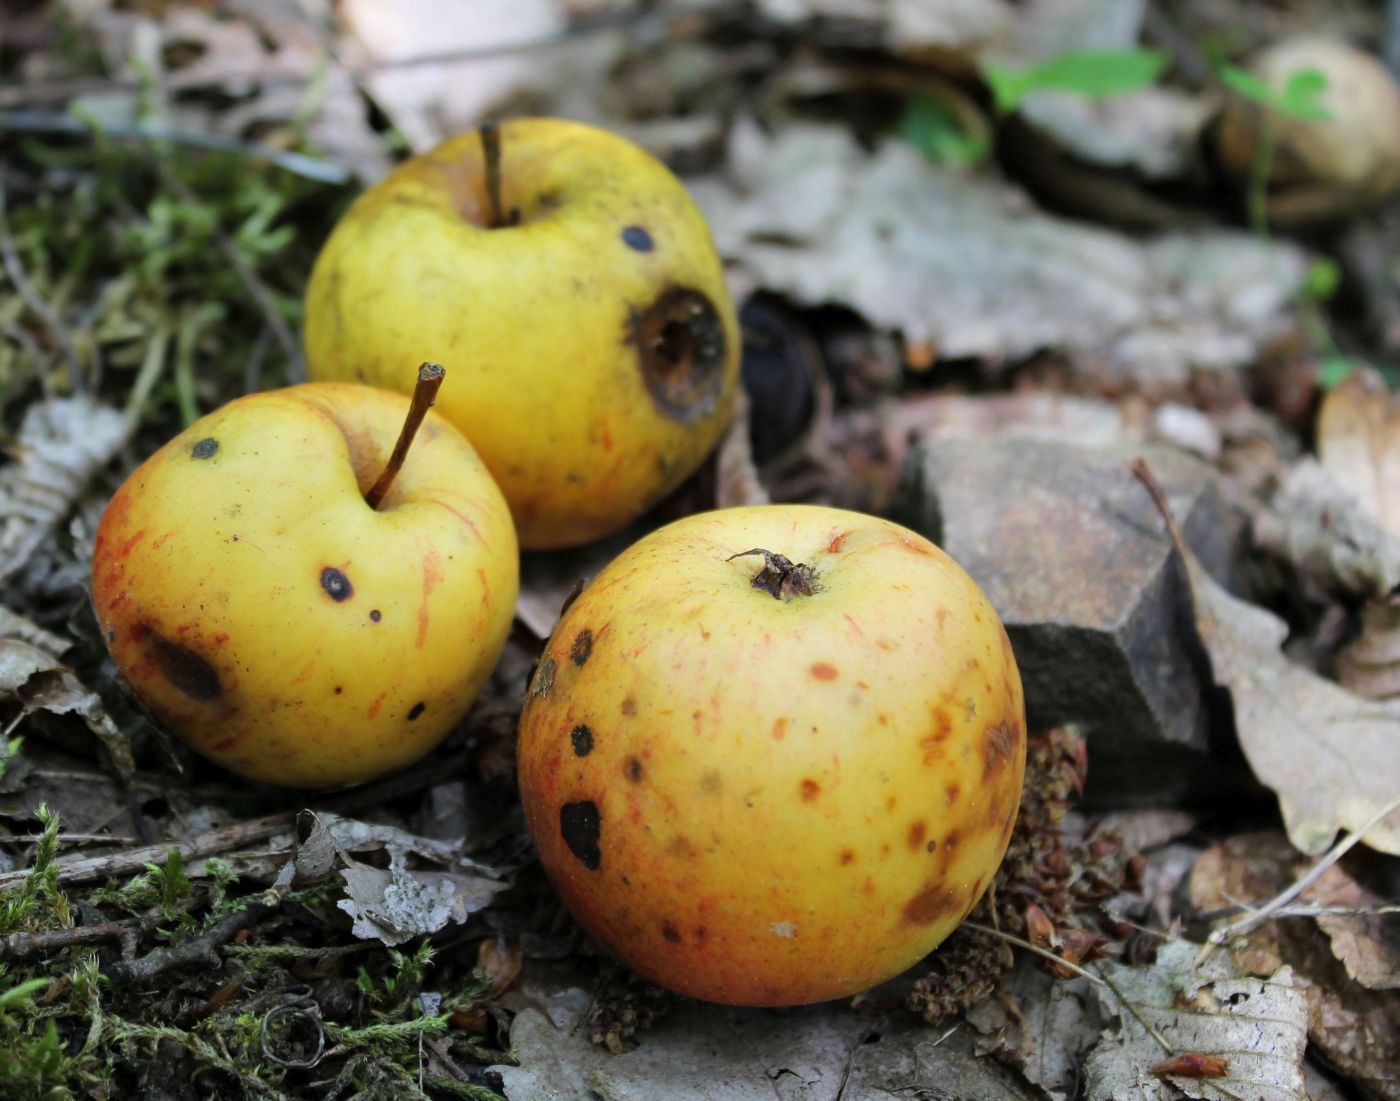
{"left": 320, "top": 567, "right": 353, "bottom": 602}
{"left": 571, "top": 628, "right": 593, "bottom": 666}
{"left": 408, "top": 702, "right": 425, "bottom": 721}
{"left": 629, "top": 286, "right": 727, "bottom": 424}
{"left": 624, "top": 756, "right": 644, "bottom": 782}
{"left": 571, "top": 724, "right": 594, "bottom": 756}
{"left": 560, "top": 800, "right": 601, "bottom": 870}
{"left": 622, "top": 225, "right": 654, "bottom": 252}
{"left": 151, "top": 638, "right": 221, "bottom": 701}
{"left": 661, "top": 920, "right": 681, "bottom": 943}
{"left": 191, "top": 437, "right": 219, "bottom": 459}
{"left": 334, "top": 686, "right": 343, "bottom": 695}
{"left": 369, "top": 610, "right": 382, "bottom": 622}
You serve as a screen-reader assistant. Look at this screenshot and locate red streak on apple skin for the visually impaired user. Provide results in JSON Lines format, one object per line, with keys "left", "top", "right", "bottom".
{"left": 417, "top": 550, "right": 443, "bottom": 649}
{"left": 367, "top": 691, "right": 388, "bottom": 719}
{"left": 115, "top": 528, "right": 148, "bottom": 559}
{"left": 477, "top": 567, "right": 489, "bottom": 607}
{"left": 426, "top": 496, "right": 483, "bottom": 544}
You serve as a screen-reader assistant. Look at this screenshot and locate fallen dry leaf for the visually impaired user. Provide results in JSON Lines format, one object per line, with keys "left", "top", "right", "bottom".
{"left": 0, "top": 397, "right": 127, "bottom": 583}
{"left": 694, "top": 122, "right": 1304, "bottom": 394}
{"left": 0, "top": 606, "right": 71, "bottom": 658}
{"left": 1318, "top": 366, "right": 1400, "bottom": 540}
{"left": 1301, "top": 861, "right": 1400, "bottom": 991}
{"left": 1084, "top": 938, "right": 1308, "bottom": 1101}
{"left": 1140, "top": 465, "right": 1400, "bottom": 854}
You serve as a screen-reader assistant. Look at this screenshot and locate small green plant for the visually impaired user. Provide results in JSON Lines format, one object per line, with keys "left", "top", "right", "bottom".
{"left": 0, "top": 805, "right": 66, "bottom": 934}
{"left": 0, "top": 974, "right": 74, "bottom": 1101}
{"left": 899, "top": 95, "right": 992, "bottom": 166}
{"left": 984, "top": 47, "right": 1169, "bottom": 114}
{"left": 357, "top": 940, "right": 436, "bottom": 1011}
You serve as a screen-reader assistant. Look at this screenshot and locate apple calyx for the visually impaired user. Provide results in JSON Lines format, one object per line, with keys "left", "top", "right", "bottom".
{"left": 364, "top": 362, "right": 446, "bottom": 510}
{"left": 478, "top": 123, "right": 519, "bottom": 229}
{"left": 727, "top": 548, "right": 815, "bottom": 600}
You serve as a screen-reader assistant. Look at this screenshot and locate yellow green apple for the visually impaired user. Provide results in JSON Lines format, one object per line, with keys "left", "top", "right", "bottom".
{"left": 303, "top": 117, "right": 739, "bottom": 550}
{"left": 91, "top": 368, "right": 518, "bottom": 788}
{"left": 516, "top": 504, "right": 1026, "bottom": 1006}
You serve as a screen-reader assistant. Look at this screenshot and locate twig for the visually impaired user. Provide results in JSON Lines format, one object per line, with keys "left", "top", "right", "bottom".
{"left": 0, "top": 900, "right": 177, "bottom": 961}
{"left": 0, "top": 111, "right": 349, "bottom": 184}
{"left": 104, "top": 902, "right": 271, "bottom": 985}
{"left": 960, "top": 920, "right": 1108, "bottom": 989}
{"left": 0, "top": 171, "right": 85, "bottom": 394}
{"left": 1197, "top": 792, "right": 1400, "bottom": 961}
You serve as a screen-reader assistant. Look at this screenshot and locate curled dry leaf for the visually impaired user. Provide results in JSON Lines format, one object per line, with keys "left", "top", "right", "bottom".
{"left": 1140, "top": 465, "right": 1400, "bottom": 855}
{"left": 337, "top": 844, "right": 505, "bottom": 947}
{"left": 1317, "top": 366, "right": 1400, "bottom": 540}
{"left": 0, "top": 398, "right": 128, "bottom": 583}
{"left": 1300, "top": 860, "right": 1400, "bottom": 991}
{"left": 0, "top": 606, "right": 71, "bottom": 658}
{"left": 0, "top": 638, "right": 134, "bottom": 782}
{"left": 1084, "top": 939, "right": 1307, "bottom": 1101}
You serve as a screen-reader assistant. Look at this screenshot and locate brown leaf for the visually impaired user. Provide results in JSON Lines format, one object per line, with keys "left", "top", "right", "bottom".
{"left": 1301, "top": 861, "right": 1400, "bottom": 990}
{"left": 1318, "top": 366, "right": 1400, "bottom": 540}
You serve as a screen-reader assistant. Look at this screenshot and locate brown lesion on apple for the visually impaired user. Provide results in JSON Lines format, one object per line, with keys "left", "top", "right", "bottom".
{"left": 407, "top": 702, "right": 426, "bottom": 721}
{"left": 902, "top": 883, "right": 962, "bottom": 925}
{"left": 320, "top": 567, "right": 353, "bottom": 602}
{"left": 570, "top": 628, "right": 594, "bottom": 666}
{"left": 980, "top": 720, "right": 1020, "bottom": 782}
{"left": 150, "top": 636, "right": 222, "bottom": 701}
{"left": 571, "top": 724, "right": 594, "bottom": 756}
{"left": 560, "top": 799, "right": 602, "bottom": 870}
{"left": 628, "top": 286, "right": 727, "bottom": 424}
{"left": 191, "top": 437, "right": 219, "bottom": 459}
{"left": 624, "top": 756, "right": 644, "bottom": 782}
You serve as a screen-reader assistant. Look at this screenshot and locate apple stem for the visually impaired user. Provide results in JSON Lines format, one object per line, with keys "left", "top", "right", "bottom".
{"left": 365, "top": 363, "right": 445, "bottom": 511}
{"left": 727, "top": 549, "right": 816, "bottom": 600}
{"left": 479, "top": 123, "right": 516, "bottom": 229}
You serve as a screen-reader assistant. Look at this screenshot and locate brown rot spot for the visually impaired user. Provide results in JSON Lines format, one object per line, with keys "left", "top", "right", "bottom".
{"left": 571, "top": 724, "right": 594, "bottom": 757}
{"left": 907, "top": 820, "right": 927, "bottom": 851}
{"left": 531, "top": 657, "right": 556, "bottom": 698}
{"left": 927, "top": 840, "right": 938, "bottom": 852}
{"left": 904, "top": 885, "right": 961, "bottom": 925}
{"left": 800, "top": 778, "right": 821, "bottom": 801}
{"left": 772, "top": 717, "right": 788, "bottom": 741}
{"left": 699, "top": 770, "right": 723, "bottom": 795}
{"left": 981, "top": 721, "right": 1018, "bottom": 782}
{"left": 945, "top": 782, "right": 961, "bottom": 805}
{"left": 621, "top": 696, "right": 637, "bottom": 716}
{"left": 661, "top": 920, "right": 682, "bottom": 944}
{"left": 369, "top": 610, "right": 381, "bottom": 623}
{"left": 810, "top": 662, "right": 838, "bottom": 681}
{"left": 622, "top": 225, "right": 654, "bottom": 252}
{"left": 560, "top": 801, "right": 601, "bottom": 870}
{"left": 334, "top": 686, "right": 343, "bottom": 695}
{"left": 151, "top": 638, "right": 221, "bottom": 701}
{"left": 624, "top": 757, "right": 644, "bottom": 782}
{"left": 407, "top": 702, "right": 425, "bottom": 721}
{"left": 191, "top": 437, "right": 219, "bottom": 459}
{"left": 628, "top": 286, "right": 727, "bottom": 424}
{"left": 320, "top": 567, "right": 352, "bottom": 602}
{"left": 839, "top": 849, "right": 856, "bottom": 866}
{"left": 944, "top": 830, "right": 961, "bottom": 853}
{"left": 570, "top": 628, "right": 594, "bottom": 666}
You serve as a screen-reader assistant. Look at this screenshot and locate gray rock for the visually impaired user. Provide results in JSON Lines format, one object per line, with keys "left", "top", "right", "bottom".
{"left": 896, "top": 437, "right": 1242, "bottom": 808}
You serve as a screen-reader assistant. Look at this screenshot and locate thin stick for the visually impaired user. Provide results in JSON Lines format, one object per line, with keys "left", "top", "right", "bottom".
{"left": 364, "top": 363, "right": 445, "bottom": 510}
{"left": 959, "top": 920, "right": 1108, "bottom": 989}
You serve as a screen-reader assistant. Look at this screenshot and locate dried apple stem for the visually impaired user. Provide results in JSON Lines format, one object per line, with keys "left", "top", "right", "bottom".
{"left": 479, "top": 123, "right": 513, "bottom": 229}
{"left": 365, "top": 363, "right": 445, "bottom": 510}
{"left": 727, "top": 548, "right": 815, "bottom": 600}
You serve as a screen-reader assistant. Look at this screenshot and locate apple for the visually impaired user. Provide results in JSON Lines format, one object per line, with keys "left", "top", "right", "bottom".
{"left": 91, "top": 366, "right": 519, "bottom": 789}
{"left": 516, "top": 504, "right": 1026, "bottom": 1006}
{"left": 302, "top": 117, "right": 740, "bottom": 550}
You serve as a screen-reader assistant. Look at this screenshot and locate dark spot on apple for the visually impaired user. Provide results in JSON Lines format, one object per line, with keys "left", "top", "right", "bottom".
{"left": 908, "top": 820, "right": 927, "bottom": 850}
{"left": 694, "top": 926, "right": 708, "bottom": 941}
{"left": 903, "top": 884, "right": 960, "bottom": 924}
{"left": 531, "top": 657, "right": 556, "bottom": 698}
{"left": 191, "top": 437, "right": 219, "bottom": 459}
{"left": 927, "top": 839, "right": 938, "bottom": 852}
{"left": 571, "top": 724, "right": 594, "bottom": 757}
{"left": 369, "top": 610, "right": 381, "bottom": 622}
{"left": 945, "top": 782, "right": 961, "bottom": 804}
{"left": 571, "top": 628, "right": 593, "bottom": 666}
{"left": 407, "top": 702, "right": 425, "bottom": 721}
{"left": 621, "top": 696, "right": 637, "bottom": 716}
{"left": 800, "top": 778, "right": 821, "bottom": 801}
{"left": 151, "top": 638, "right": 221, "bottom": 701}
{"left": 981, "top": 721, "right": 1018, "bottom": 781}
{"left": 661, "top": 920, "right": 681, "bottom": 943}
{"left": 321, "top": 567, "right": 352, "bottom": 602}
{"left": 334, "top": 686, "right": 343, "bottom": 695}
{"left": 560, "top": 801, "right": 601, "bottom": 870}
{"left": 622, "top": 225, "right": 654, "bottom": 252}
{"left": 810, "top": 662, "right": 838, "bottom": 681}
{"left": 628, "top": 286, "right": 727, "bottom": 424}
{"left": 699, "top": 769, "right": 722, "bottom": 794}
{"left": 839, "top": 849, "right": 855, "bottom": 866}
{"left": 625, "top": 756, "right": 644, "bottom": 782}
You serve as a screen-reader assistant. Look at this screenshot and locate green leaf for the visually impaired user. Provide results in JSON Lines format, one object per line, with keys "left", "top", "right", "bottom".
{"left": 1220, "top": 64, "right": 1275, "bottom": 104}
{"left": 1303, "top": 257, "right": 1341, "bottom": 301}
{"left": 985, "top": 48, "right": 1168, "bottom": 114}
{"left": 899, "top": 95, "right": 991, "bottom": 166}
{"left": 1280, "top": 68, "right": 1332, "bottom": 121}
{"left": 1318, "top": 356, "right": 1361, "bottom": 389}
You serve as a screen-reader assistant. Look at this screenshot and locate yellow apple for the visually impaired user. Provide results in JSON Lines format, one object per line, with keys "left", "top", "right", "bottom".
{"left": 516, "top": 504, "right": 1026, "bottom": 1006}
{"left": 303, "top": 117, "right": 739, "bottom": 550}
{"left": 91, "top": 372, "right": 518, "bottom": 789}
